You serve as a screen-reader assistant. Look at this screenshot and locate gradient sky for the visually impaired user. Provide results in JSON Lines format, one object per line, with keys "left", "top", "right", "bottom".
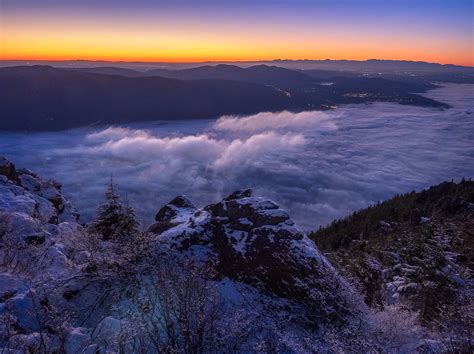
{"left": 1, "top": 0, "right": 473, "bottom": 65}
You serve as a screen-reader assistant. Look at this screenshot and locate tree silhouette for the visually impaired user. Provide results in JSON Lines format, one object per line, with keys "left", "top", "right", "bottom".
{"left": 90, "top": 176, "right": 139, "bottom": 241}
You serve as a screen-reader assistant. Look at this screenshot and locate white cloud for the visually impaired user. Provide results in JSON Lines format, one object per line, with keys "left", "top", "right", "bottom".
{"left": 1, "top": 84, "right": 472, "bottom": 231}
{"left": 86, "top": 126, "right": 152, "bottom": 142}
{"left": 94, "top": 133, "right": 224, "bottom": 163}
{"left": 215, "top": 110, "right": 338, "bottom": 134}
{"left": 213, "top": 132, "right": 305, "bottom": 169}
{"left": 77, "top": 126, "right": 305, "bottom": 172}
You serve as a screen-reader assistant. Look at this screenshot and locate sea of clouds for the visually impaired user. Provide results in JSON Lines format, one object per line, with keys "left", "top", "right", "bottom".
{"left": 1, "top": 83, "right": 473, "bottom": 231}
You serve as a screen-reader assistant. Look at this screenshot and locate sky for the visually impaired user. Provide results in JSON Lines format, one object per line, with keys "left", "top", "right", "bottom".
{"left": 0, "top": 0, "right": 473, "bottom": 65}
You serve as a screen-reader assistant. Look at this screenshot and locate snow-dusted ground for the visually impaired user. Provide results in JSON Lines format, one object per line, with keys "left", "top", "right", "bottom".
{"left": 1, "top": 156, "right": 469, "bottom": 352}
{"left": 0, "top": 159, "right": 375, "bottom": 352}
{"left": 0, "top": 84, "right": 472, "bottom": 231}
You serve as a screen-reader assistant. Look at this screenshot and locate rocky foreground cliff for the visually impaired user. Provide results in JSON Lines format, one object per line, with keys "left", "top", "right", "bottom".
{"left": 0, "top": 156, "right": 472, "bottom": 353}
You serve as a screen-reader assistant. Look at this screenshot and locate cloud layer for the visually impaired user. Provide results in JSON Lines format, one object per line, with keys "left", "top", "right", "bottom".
{"left": 214, "top": 110, "right": 338, "bottom": 135}
{"left": 1, "top": 84, "right": 473, "bottom": 231}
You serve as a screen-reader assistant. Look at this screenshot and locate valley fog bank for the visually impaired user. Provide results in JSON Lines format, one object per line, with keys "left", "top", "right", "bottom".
{"left": 1, "top": 84, "right": 472, "bottom": 230}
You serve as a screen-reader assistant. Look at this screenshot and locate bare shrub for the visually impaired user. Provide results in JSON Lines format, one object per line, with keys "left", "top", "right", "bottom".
{"left": 369, "top": 304, "right": 425, "bottom": 352}
{"left": 119, "top": 258, "right": 249, "bottom": 353}
{"left": 435, "top": 293, "right": 473, "bottom": 353}
{"left": 0, "top": 212, "right": 17, "bottom": 267}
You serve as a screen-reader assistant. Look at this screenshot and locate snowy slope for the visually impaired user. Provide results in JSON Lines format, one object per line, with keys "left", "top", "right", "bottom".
{"left": 1, "top": 156, "right": 456, "bottom": 352}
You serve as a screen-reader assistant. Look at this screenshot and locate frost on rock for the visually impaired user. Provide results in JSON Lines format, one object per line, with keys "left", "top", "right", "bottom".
{"left": 0, "top": 157, "right": 79, "bottom": 225}
{"left": 151, "top": 189, "right": 360, "bottom": 324}
{"left": 0, "top": 157, "right": 85, "bottom": 347}
{"left": 0, "top": 157, "right": 20, "bottom": 184}
{"left": 2, "top": 155, "right": 461, "bottom": 352}
{"left": 148, "top": 195, "right": 197, "bottom": 234}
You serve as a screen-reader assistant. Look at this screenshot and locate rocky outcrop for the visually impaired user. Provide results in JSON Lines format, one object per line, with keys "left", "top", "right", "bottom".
{"left": 148, "top": 195, "right": 196, "bottom": 234}
{"left": 150, "top": 189, "right": 357, "bottom": 322}
{"left": 0, "top": 157, "right": 79, "bottom": 225}
{"left": 0, "top": 157, "right": 84, "bottom": 336}
{"left": 3, "top": 156, "right": 460, "bottom": 352}
{"left": 0, "top": 157, "right": 20, "bottom": 185}
{"left": 0, "top": 158, "right": 366, "bottom": 352}
{"left": 0, "top": 160, "right": 80, "bottom": 261}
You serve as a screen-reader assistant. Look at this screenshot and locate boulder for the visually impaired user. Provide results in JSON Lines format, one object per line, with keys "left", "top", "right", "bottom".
{"left": 0, "top": 157, "right": 20, "bottom": 184}
{"left": 148, "top": 195, "right": 196, "bottom": 234}
{"left": 155, "top": 195, "right": 196, "bottom": 222}
{"left": 65, "top": 328, "right": 92, "bottom": 354}
{"left": 152, "top": 190, "right": 357, "bottom": 324}
{"left": 0, "top": 156, "right": 79, "bottom": 226}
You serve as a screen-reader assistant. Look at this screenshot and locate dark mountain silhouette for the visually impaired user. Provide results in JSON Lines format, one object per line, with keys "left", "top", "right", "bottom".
{"left": 68, "top": 63, "right": 474, "bottom": 85}
{"left": 271, "top": 59, "right": 474, "bottom": 73}
{"left": 145, "top": 64, "right": 318, "bottom": 89}
{"left": 0, "top": 66, "right": 293, "bottom": 131}
{"left": 67, "top": 66, "right": 145, "bottom": 77}
{"left": 2, "top": 59, "right": 473, "bottom": 73}
{"left": 72, "top": 64, "right": 449, "bottom": 107}
{"left": 0, "top": 64, "right": 450, "bottom": 131}
{"left": 70, "top": 64, "right": 319, "bottom": 89}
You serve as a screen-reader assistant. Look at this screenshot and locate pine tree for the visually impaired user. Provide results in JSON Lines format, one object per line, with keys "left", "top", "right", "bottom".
{"left": 90, "top": 177, "right": 139, "bottom": 241}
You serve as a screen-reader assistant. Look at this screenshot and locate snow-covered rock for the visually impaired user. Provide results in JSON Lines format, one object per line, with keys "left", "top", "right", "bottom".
{"left": 150, "top": 189, "right": 359, "bottom": 323}
{"left": 3, "top": 156, "right": 441, "bottom": 352}
{"left": 65, "top": 327, "right": 92, "bottom": 354}
{"left": 0, "top": 157, "right": 79, "bottom": 225}
{"left": 0, "top": 157, "right": 85, "bottom": 340}
{"left": 0, "top": 157, "right": 20, "bottom": 184}
{"left": 91, "top": 316, "right": 124, "bottom": 349}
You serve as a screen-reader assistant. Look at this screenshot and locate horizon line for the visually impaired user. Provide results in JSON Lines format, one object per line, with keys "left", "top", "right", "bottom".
{"left": 1, "top": 58, "right": 473, "bottom": 68}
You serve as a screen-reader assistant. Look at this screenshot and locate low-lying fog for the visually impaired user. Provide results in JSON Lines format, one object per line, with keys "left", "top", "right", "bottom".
{"left": 2, "top": 84, "right": 473, "bottom": 231}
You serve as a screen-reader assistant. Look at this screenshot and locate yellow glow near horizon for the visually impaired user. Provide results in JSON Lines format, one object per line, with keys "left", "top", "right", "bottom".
{"left": 1, "top": 11, "right": 472, "bottom": 66}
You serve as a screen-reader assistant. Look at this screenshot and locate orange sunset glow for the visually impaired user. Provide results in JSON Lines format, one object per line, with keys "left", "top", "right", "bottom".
{"left": 0, "top": 1, "right": 474, "bottom": 353}
{"left": 1, "top": 1, "right": 472, "bottom": 65}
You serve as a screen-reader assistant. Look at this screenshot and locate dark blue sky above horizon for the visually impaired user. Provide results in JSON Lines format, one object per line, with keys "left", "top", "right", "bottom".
{"left": 1, "top": 0, "right": 472, "bottom": 65}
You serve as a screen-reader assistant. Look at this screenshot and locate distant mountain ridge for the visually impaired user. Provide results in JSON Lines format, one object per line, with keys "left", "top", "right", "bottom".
{"left": 270, "top": 59, "right": 474, "bottom": 72}
{"left": 145, "top": 64, "right": 318, "bottom": 88}
{"left": 0, "top": 64, "right": 451, "bottom": 131}
{"left": 0, "top": 65, "right": 293, "bottom": 131}
{"left": 1, "top": 58, "right": 473, "bottom": 72}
